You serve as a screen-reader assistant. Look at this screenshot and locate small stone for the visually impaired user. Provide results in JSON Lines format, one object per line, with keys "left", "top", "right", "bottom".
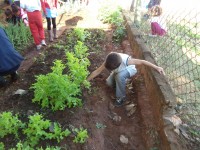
{"left": 27, "top": 110, "right": 34, "bottom": 116}
{"left": 108, "top": 102, "right": 115, "bottom": 110}
{"left": 125, "top": 103, "right": 136, "bottom": 111}
{"left": 13, "top": 89, "right": 28, "bottom": 95}
{"left": 120, "top": 135, "right": 128, "bottom": 144}
{"left": 127, "top": 107, "right": 137, "bottom": 117}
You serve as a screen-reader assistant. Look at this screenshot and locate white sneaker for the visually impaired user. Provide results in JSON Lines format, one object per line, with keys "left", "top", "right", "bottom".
{"left": 36, "top": 44, "right": 42, "bottom": 50}
{"left": 41, "top": 40, "right": 47, "bottom": 46}
{"left": 148, "top": 34, "right": 157, "bottom": 37}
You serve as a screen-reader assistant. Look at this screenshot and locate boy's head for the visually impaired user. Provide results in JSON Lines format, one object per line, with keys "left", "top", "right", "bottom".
{"left": 150, "top": 5, "right": 162, "bottom": 17}
{"left": 12, "top": 4, "right": 20, "bottom": 16}
{"left": 4, "top": 8, "right": 12, "bottom": 18}
{"left": 105, "top": 52, "right": 122, "bottom": 71}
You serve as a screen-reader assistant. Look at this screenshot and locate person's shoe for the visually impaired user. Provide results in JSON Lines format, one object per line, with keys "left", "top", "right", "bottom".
{"left": 148, "top": 34, "right": 157, "bottom": 37}
{"left": 10, "top": 71, "right": 19, "bottom": 82}
{"left": 0, "top": 76, "right": 9, "bottom": 87}
{"left": 36, "top": 44, "right": 42, "bottom": 50}
{"left": 41, "top": 40, "right": 47, "bottom": 46}
{"left": 114, "top": 97, "right": 126, "bottom": 107}
{"left": 48, "top": 30, "right": 54, "bottom": 42}
{"left": 53, "top": 28, "right": 58, "bottom": 39}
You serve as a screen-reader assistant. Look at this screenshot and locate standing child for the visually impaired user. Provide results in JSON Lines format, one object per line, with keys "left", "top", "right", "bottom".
{"left": 41, "top": 0, "right": 58, "bottom": 42}
{"left": 87, "top": 52, "right": 165, "bottom": 107}
{"left": 149, "top": 5, "right": 167, "bottom": 36}
{"left": 20, "top": 0, "right": 47, "bottom": 50}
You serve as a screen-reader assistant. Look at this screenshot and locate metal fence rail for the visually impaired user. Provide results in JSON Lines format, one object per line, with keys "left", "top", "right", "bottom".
{"left": 130, "top": 0, "right": 200, "bottom": 140}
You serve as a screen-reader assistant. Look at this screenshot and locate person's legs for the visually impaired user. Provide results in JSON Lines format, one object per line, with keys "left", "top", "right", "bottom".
{"left": 52, "top": 18, "right": 58, "bottom": 38}
{"left": 35, "top": 11, "right": 45, "bottom": 42}
{"left": 151, "top": 22, "right": 163, "bottom": 36}
{"left": 46, "top": 17, "right": 51, "bottom": 30}
{"left": 106, "top": 72, "right": 115, "bottom": 88}
{"left": 115, "top": 70, "right": 130, "bottom": 99}
{"left": 0, "top": 64, "right": 20, "bottom": 82}
{"left": 27, "top": 12, "right": 41, "bottom": 48}
{"left": 47, "top": 17, "right": 53, "bottom": 42}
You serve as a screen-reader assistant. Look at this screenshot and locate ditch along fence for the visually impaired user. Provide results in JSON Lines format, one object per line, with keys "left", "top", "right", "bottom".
{"left": 130, "top": 1, "right": 200, "bottom": 140}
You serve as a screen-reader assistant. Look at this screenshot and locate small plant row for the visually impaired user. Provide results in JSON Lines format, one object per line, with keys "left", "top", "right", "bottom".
{"left": 53, "top": 28, "right": 105, "bottom": 53}
{"left": 0, "top": 111, "right": 89, "bottom": 149}
{"left": 98, "top": 5, "right": 126, "bottom": 42}
{"left": 0, "top": 21, "right": 33, "bottom": 52}
{"left": 31, "top": 37, "right": 90, "bottom": 111}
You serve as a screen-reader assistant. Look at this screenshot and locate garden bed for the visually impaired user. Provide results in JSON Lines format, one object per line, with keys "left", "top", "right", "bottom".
{"left": 0, "top": 24, "right": 162, "bottom": 149}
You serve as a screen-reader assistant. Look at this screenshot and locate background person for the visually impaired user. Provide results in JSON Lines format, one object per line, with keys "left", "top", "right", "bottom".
{"left": 0, "top": 27, "right": 24, "bottom": 87}
{"left": 149, "top": 5, "right": 167, "bottom": 36}
{"left": 41, "top": 0, "right": 58, "bottom": 42}
{"left": 20, "top": 0, "right": 46, "bottom": 50}
{"left": 12, "top": 4, "right": 29, "bottom": 26}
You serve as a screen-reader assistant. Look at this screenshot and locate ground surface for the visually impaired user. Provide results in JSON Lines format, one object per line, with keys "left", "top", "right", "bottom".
{"left": 0, "top": 2, "right": 160, "bottom": 150}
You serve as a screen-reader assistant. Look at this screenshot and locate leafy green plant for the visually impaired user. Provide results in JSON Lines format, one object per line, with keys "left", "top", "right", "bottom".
{"left": 66, "top": 28, "right": 90, "bottom": 50}
{"left": 66, "top": 52, "right": 90, "bottom": 89}
{"left": 23, "top": 113, "right": 71, "bottom": 147}
{"left": 73, "top": 127, "right": 89, "bottom": 144}
{"left": 23, "top": 113, "right": 51, "bottom": 147}
{"left": 31, "top": 60, "right": 82, "bottom": 110}
{"left": 0, "top": 112, "right": 25, "bottom": 138}
{"left": 0, "top": 142, "right": 4, "bottom": 150}
{"left": 47, "top": 122, "right": 71, "bottom": 142}
{"left": 10, "top": 141, "right": 61, "bottom": 150}
{"left": 2, "top": 21, "right": 33, "bottom": 52}
{"left": 98, "top": 6, "right": 126, "bottom": 42}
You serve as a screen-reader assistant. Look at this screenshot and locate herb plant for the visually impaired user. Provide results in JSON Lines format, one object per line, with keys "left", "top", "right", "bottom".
{"left": 23, "top": 113, "right": 52, "bottom": 146}
{"left": 31, "top": 60, "right": 82, "bottom": 110}
{"left": 23, "top": 113, "right": 71, "bottom": 147}
{"left": 73, "top": 127, "right": 89, "bottom": 144}
{"left": 0, "top": 112, "right": 25, "bottom": 138}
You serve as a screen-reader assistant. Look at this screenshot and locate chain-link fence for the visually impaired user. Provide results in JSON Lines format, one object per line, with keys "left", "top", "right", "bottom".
{"left": 129, "top": 0, "right": 200, "bottom": 139}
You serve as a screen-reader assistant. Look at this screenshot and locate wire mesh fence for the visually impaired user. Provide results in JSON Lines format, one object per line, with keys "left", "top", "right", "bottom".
{"left": 130, "top": 0, "right": 200, "bottom": 137}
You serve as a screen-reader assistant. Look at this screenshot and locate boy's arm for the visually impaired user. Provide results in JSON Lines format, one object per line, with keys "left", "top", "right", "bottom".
{"left": 128, "top": 58, "right": 165, "bottom": 75}
{"left": 87, "top": 62, "right": 106, "bottom": 81}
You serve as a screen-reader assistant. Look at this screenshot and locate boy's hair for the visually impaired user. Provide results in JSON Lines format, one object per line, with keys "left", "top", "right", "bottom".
{"left": 105, "top": 52, "right": 122, "bottom": 70}
{"left": 12, "top": 4, "right": 20, "bottom": 14}
{"left": 150, "top": 5, "right": 162, "bottom": 17}
{"left": 4, "top": 8, "right": 12, "bottom": 17}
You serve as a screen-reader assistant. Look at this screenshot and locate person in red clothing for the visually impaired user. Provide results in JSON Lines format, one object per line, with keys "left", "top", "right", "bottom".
{"left": 41, "top": 0, "right": 58, "bottom": 42}
{"left": 20, "top": 0, "right": 47, "bottom": 50}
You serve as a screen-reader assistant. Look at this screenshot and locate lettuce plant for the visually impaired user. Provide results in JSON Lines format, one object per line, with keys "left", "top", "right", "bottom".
{"left": 73, "top": 127, "right": 89, "bottom": 144}
{"left": 0, "top": 112, "right": 25, "bottom": 138}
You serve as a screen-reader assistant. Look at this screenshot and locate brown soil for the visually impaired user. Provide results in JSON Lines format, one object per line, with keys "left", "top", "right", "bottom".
{"left": 0, "top": 4, "right": 159, "bottom": 150}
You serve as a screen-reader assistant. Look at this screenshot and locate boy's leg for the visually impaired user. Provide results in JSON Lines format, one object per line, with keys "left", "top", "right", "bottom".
{"left": 106, "top": 72, "right": 115, "bottom": 88}
{"left": 114, "top": 70, "right": 130, "bottom": 106}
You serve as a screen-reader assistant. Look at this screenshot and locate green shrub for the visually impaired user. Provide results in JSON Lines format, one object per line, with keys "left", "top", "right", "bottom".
{"left": 31, "top": 60, "right": 82, "bottom": 110}
{"left": 0, "top": 112, "right": 25, "bottom": 138}
{"left": 73, "top": 127, "right": 89, "bottom": 144}
{"left": 23, "top": 113, "right": 71, "bottom": 147}
{"left": 2, "top": 22, "right": 33, "bottom": 52}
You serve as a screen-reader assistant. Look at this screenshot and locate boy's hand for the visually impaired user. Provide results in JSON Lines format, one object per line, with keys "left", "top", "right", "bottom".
{"left": 156, "top": 67, "right": 165, "bottom": 75}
